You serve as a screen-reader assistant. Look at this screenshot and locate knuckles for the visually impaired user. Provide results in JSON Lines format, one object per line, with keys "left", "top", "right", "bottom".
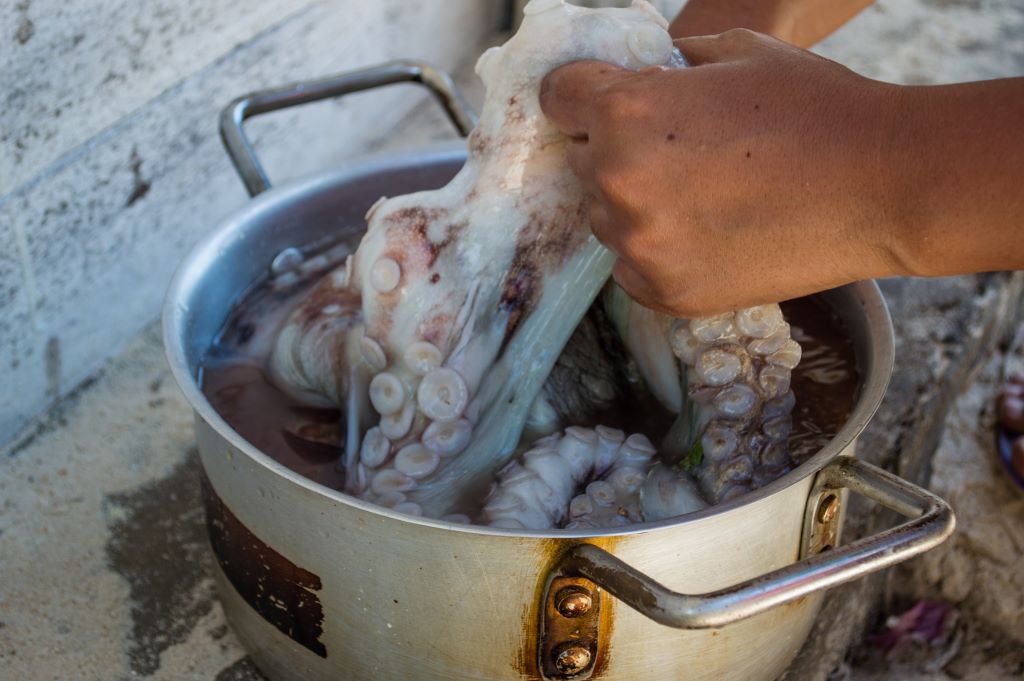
{"left": 716, "top": 28, "right": 761, "bottom": 44}
{"left": 649, "top": 282, "right": 724, "bottom": 319}
{"left": 705, "top": 27, "right": 771, "bottom": 52}
{"left": 593, "top": 82, "right": 653, "bottom": 127}
{"left": 666, "top": 298, "right": 721, "bottom": 320}
{"left": 615, "top": 252, "right": 734, "bottom": 320}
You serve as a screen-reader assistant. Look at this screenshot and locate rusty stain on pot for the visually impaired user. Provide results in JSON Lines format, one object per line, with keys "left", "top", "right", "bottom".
{"left": 515, "top": 537, "right": 619, "bottom": 679}
{"left": 201, "top": 473, "right": 327, "bottom": 658}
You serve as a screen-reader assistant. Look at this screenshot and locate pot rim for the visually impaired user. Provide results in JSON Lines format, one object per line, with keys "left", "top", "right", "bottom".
{"left": 163, "top": 144, "right": 895, "bottom": 540}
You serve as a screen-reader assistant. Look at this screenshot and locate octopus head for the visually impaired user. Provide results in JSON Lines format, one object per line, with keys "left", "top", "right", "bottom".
{"left": 475, "top": 0, "right": 675, "bottom": 126}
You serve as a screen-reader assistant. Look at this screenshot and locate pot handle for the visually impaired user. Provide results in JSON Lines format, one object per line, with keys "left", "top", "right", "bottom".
{"left": 556, "top": 456, "right": 955, "bottom": 629}
{"left": 219, "top": 61, "right": 477, "bottom": 197}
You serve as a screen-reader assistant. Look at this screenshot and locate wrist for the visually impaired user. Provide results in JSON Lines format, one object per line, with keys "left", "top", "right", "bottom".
{"left": 870, "top": 83, "right": 953, "bottom": 279}
{"left": 880, "top": 78, "right": 1024, "bottom": 278}
{"left": 857, "top": 80, "right": 932, "bottom": 279}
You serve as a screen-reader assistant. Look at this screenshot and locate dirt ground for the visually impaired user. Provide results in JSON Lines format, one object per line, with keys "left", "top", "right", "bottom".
{"left": 846, "top": 340, "right": 1024, "bottom": 680}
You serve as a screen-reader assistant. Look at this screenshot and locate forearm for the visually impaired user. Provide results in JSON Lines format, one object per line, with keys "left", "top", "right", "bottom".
{"left": 540, "top": 31, "right": 1024, "bottom": 316}
{"left": 670, "top": 0, "right": 874, "bottom": 47}
{"left": 886, "top": 78, "right": 1024, "bottom": 277}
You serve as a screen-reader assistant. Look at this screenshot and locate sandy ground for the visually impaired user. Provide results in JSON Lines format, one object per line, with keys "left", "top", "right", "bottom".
{"left": 845, "top": 339, "right": 1024, "bottom": 680}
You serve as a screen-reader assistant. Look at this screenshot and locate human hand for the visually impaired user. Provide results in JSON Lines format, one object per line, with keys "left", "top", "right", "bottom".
{"left": 539, "top": 29, "right": 909, "bottom": 318}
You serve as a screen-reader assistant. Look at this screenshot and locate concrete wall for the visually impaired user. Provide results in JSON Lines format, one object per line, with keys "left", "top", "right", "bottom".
{"left": 0, "top": 0, "right": 503, "bottom": 442}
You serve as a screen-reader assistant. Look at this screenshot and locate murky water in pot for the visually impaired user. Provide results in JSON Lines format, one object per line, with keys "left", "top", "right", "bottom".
{"left": 200, "top": 242, "right": 859, "bottom": 501}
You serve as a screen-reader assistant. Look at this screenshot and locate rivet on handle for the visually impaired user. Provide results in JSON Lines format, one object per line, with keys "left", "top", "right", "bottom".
{"left": 553, "top": 642, "right": 593, "bottom": 675}
{"left": 539, "top": 576, "right": 602, "bottom": 679}
{"left": 804, "top": 489, "right": 843, "bottom": 557}
{"left": 555, "top": 585, "right": 593, "bottom": 618}
{"left": 817, "top": 493, "right": 841, "bottom": 524}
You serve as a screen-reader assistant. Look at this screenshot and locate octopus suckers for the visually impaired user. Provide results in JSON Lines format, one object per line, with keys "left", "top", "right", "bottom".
{"left": 417, "top": 368, "right": 469, "bottom": 422}
{"left": 370, "top": 372, "right": 405, "bottom": 415}
{"left": 380, "top": 400, "right": 415, "bottom": 439}
{"left": 360, "top": 336, "right": 387, "bottom": 371}
{"left": 423, "top": 419, "right": 472, "bottom": 457}
{"left": 395, "top": 444, "right": 441, "bottom": 479}
{"left": 626, "top": 23, "right": 674, "bottom": 65}
{"left": 262, "top": 0, "right": 805, "bottom": 526}
{"left": 371, "top": 257, "right": 401, "bottom": 293}
{"left": 361, "top": 427, "right": 391, "bottom": 468}
{"left": 404, "top": 341, "right": 442, "bottom": 376}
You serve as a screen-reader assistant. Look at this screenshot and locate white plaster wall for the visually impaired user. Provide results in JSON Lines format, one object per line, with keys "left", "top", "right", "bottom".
{"left": 0, "top": 0, "right": 503, "bottom": 442}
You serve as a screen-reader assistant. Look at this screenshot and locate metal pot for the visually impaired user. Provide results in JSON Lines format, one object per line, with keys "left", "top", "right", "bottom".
{"left": 164, "top": 63, "right": 954, "bottom": 681}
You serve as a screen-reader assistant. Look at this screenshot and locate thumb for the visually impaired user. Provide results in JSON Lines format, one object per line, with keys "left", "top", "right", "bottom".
{"left": 674, "top": 28, "right": 773, "bottom": 66}
{"left": 539, "top": 60, "right": 631, "bottom": 139}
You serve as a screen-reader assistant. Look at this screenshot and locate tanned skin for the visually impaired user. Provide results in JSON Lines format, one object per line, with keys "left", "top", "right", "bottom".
{"left": 538, "top": 1, "right": 1024, "bottom": 318}
{"left": 670, "top": 0, "right": 875, "bottom": 47}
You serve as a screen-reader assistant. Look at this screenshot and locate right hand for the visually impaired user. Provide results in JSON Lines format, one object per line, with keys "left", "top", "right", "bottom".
{"left": 540, "top": 30, "right": 909, "bottom": 318}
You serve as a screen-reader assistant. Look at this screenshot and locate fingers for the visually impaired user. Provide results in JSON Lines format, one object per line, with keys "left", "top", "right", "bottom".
{"left": 611, "top": 260, "right": 665, "bottom": 313}
{"left": 587, "top": 199, "right": 613, "bottom": 246}
{"left": 590, "top": 203, "right": 704, "bottom": 318}
{"left": 540, "top": 60, "right": 630, "bottom": 138}
{"left": 586, "top": 201, "right": 660, "bottom": 310}
{"left": 565, "top": 139, "right": 596, "bottom": 195}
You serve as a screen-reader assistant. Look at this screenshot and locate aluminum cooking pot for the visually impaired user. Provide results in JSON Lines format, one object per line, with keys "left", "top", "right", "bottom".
{"left": 164, "top": 62, "right": 954, "bottom": 681}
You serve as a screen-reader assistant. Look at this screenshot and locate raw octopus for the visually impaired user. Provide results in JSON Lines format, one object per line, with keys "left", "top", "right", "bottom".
{"left": 268, "top": 0, "right": 801, "bottom": 528}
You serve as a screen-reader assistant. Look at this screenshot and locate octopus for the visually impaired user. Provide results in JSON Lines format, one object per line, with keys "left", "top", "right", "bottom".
{"left": 267, "top": 0, "right": 802, "bottom": 528}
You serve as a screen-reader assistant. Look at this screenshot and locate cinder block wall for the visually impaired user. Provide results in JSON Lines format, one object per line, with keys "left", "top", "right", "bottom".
{"left": 0, "top": 0, "right": 504, "bottom": 443}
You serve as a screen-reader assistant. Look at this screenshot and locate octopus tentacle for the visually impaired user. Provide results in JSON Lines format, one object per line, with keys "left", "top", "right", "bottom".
{"left": 266, "top": 1, "right": 802, "bottom": 524}
{"left": 603, "top": 281, "right": 800, "bottom": 504}
{"left": 483, "top": 427, "right": 707, "bottom": 529}
{"left": 270, "top": 0, "right": 682, "bottom": 517}
{"left": 483, "top": 428, "right": 643, "bottom": 529}
{"left": 668, "top": 306, "right": 801, "bottom": 502}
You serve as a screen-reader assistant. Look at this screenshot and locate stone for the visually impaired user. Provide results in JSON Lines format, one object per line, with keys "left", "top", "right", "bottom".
{"left": 0, "top": 324, "right": 232, "bottom": 679}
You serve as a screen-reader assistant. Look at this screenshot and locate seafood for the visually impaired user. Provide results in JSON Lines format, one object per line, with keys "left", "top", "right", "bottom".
{"left": 267, "top": 0, "right": 799, "bottom": 526}
{"left": 483, "top": 426, "right": 707, "bottom": 529}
